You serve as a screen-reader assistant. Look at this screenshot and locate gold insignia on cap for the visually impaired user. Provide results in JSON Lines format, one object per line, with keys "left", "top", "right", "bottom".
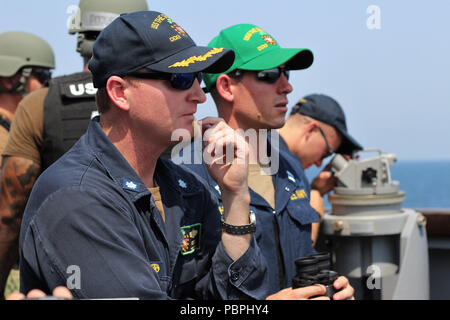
{"left": 168, "top": 48, "right": 224, "bottom": 68}
{"left": 169, "top": 35, "right": 181, "bottom": 42}
{"left": 257, "top": 43, "right": 268, "bottom": 51}
{"left": 171, "top": 24, "right": 188, "bottom": 38}
{"left": 261, "top": 35, "right": 276, "bottom": 46}
{"left": 243, "top": 27, "right": 264, "bottom": 41}
{"left": 151, "top": 13, "right": 169, "bottom": 30}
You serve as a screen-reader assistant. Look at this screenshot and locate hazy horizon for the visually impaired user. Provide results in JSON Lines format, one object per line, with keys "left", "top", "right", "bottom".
{"left": 1, "top": 0, "right": 449, "bottom": 161}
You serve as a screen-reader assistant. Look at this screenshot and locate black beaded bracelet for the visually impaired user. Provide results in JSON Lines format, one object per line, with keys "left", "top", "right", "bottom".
{"left": 221, "top": 210, "right": 256, "bottom": 235}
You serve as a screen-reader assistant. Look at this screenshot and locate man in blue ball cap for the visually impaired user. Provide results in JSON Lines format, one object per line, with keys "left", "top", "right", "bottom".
{"left": 18, "top": 11, "right": 272, "bottom": 300}
{"left": 278, "top": 93, "right": 363, "bottom": 244}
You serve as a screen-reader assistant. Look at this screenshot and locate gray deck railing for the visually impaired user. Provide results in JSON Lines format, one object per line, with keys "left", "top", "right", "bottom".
{"left": 414, "top": 209, "right": 450, "bottom": 300}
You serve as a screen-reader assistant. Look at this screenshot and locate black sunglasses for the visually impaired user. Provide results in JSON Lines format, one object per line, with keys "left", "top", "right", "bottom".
{"left": 32, "top": 68, "right": 52, "bottom": 86}
{"left": 317, "top": 126, "right": 335, "bottom": 159}
{"left": 127, "top": 71, "right": 203, "bottom": 90}
{"left": 230, "top": 66, "right": 290, "bottom": 83}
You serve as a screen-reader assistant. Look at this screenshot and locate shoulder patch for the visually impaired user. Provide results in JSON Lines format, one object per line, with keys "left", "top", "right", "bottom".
{"left": 180, "top": 223, "right": 201, "bottom": 255}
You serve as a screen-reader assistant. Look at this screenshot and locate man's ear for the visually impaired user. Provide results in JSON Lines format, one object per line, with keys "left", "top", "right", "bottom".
{"left": 106, "top": 76, "right": 130, "bottom": 111}
{"left": 215, "top": 74, "right": 234, "bottom": 102}
{"left": 305, "top": 120, "right": 319, "bottom": 140}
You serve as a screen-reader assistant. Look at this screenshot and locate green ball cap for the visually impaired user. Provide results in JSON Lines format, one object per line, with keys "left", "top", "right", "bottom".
{"left": 203, "top": 24, "right": 314, "bottom": 92}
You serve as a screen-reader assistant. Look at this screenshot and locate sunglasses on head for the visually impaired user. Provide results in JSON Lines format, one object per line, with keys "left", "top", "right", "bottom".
{"left": 229, "top": 66, "right": 290, "bottom": 83}
{"left": 31, "top": 68, "right": 52, "bottom": 86}
{"left": 127, "top": 70, "right": 203, "bottom": 90}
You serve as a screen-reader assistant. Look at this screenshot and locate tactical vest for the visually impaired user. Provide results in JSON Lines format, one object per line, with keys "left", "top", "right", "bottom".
{"left": 41, "top": 72, "right": 98, "bottom": 170}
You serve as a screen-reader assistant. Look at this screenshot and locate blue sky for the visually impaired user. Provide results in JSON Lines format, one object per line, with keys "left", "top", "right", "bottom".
{"left": 1, "top": 0, "right": 449, "bottom": 161}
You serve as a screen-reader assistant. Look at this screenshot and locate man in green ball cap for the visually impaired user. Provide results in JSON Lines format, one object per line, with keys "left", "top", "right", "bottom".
{"left": 180, "top": 23, "right": 355, "bottom": 299}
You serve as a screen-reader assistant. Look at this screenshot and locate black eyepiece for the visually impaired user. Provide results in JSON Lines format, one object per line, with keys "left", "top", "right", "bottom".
{"left": 292, "top": 252, "right": 339, "bottom": 299}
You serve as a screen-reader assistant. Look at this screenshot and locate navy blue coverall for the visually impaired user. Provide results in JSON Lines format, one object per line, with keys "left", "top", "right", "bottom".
{"left": 19, "top": 117, "right": 269, "bottom": 300}
{"left": 177, "top": 137, "right": 319, "bottom": 295}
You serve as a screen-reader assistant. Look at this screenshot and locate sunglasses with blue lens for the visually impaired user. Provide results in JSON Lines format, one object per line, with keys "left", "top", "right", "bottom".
{"left": 127, "top": 71, "right": 203, "bottom": 90}
{"left": 230, "top": 66, "right": 290, "bottom": 83}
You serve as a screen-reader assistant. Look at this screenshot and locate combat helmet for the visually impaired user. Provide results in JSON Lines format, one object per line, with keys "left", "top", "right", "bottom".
{"left": 0, "top": 31, "right": 55, "bottom": 95}
{"left": 68, "top": 0, "right": 148, "bottom": 58}
{"left": 0, "top": 31, "right": 55, "bottom": 78}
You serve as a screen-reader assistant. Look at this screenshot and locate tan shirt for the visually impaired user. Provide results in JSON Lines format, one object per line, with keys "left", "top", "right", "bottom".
{"left": 248, "top": 163, "right": 276, "bottom": 209}
{"left": 0, "top": 109, "right": 11, "bottom": 158}
{"left": 2, "top": 88, "right": 47, "bottom": 165}
{"left": 149, "top": 186, "right": 165, "bottom": 222}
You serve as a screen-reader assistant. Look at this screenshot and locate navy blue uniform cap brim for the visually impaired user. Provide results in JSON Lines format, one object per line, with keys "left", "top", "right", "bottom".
{"left": 335, "top": 129, "right": 363, "bottom": 155}
{"left": 146, "top": 46, "right": 235, "bottom": 74}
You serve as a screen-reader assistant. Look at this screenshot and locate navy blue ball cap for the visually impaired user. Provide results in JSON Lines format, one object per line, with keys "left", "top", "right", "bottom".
{"left": 88, "top": 11, "right": 235, "bottom": 88}
{"left": 291, "top": 94, "right": 363, "bottom": 155}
